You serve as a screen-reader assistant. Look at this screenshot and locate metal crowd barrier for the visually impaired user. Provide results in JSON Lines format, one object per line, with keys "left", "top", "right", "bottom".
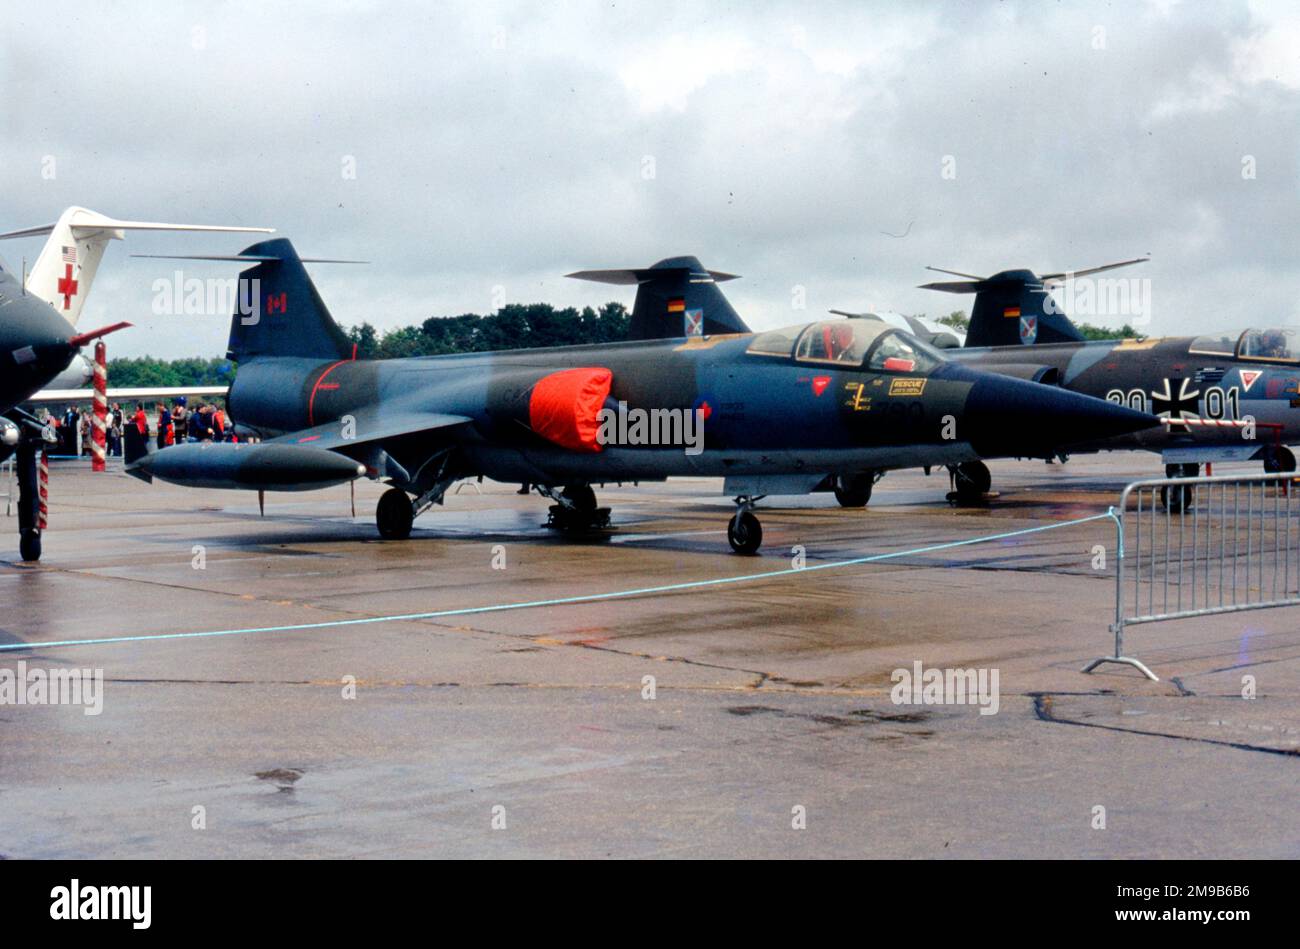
{"left": 1085, "top": 472, "right": 1300, "bottom": 681}
{"left": 0, "top": 458, "right": 12, "bottom": 516}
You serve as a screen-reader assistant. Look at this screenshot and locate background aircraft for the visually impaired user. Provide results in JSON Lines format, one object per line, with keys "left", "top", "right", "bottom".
{"left": 125, "top": 240, "right": 1154, "bottom": 553}
{"left": 1, "top": 206, "right": 271, "bottom": 394}
{"left": 0, "top": 208, "right": 272, "bottom": 560}
{"left": 917, "top": 259, "right": 1300, "bottom": 505}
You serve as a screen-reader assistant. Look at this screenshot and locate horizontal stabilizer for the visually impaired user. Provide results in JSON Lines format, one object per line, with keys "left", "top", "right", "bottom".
{"left": 920, "top": 258, "right": 1149, "bottom": 349}
{"left": 568, "top": 255, "right": 749, "bottom": 341}
{"left": 567, "top": 267, "right": 738, "bottom": 285}
{"left": 133, "top": 254, "right": 367, "bottom": 264}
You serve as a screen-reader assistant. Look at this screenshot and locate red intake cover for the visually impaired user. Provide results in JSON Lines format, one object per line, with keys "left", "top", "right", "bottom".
{"left": 528, "top": 367, "right": 613, "bottom": 452}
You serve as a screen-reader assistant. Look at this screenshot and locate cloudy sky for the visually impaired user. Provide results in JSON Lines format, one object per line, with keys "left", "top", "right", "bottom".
{"left": 4, "top": 0, "right": 1300, "bottom": 359}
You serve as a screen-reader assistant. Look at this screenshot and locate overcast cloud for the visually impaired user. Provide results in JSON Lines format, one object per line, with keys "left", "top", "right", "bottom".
{"left": 3, "top": 0, "right": 1300, "bottom": 359}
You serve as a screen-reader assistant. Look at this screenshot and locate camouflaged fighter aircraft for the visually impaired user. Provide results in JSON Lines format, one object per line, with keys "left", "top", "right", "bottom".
{"left": 0, "top": 258, "right": 131, "bottom": 561}
{"left": 914, "top": 259, "right": 1300, "bottom": 507}
{"left": 124, "top": 239, "right": 1155, "bottom": 554}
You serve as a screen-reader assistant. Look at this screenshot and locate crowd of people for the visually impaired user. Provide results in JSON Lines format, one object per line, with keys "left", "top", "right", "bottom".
{"left": 43, "top": 397, "right": 238, "bottom": 458}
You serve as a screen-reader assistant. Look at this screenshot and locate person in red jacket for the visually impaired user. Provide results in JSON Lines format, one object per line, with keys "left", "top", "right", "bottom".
{"left": 132, "top": 403, "right": 147, "bottom": 438}
{"left": 155, "top": 403, "right": 174, "bottom": 448}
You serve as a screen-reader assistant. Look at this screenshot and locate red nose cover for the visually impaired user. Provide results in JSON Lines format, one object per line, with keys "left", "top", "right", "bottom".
{"left": 528, "top": 367, "right": 613, "bottom": 452}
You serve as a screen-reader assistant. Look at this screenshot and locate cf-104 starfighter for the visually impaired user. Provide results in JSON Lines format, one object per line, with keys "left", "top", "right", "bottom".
{"left": 915, "top": 259, "right": 1300, "bottom": 507}
{"left": 126, "top": 240, "right": 1155, "bottom": 554}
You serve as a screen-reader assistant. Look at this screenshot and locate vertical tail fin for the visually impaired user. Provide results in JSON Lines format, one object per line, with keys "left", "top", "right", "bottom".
{"left": 0, "top": 206, "right": 273, "bottom": 327}
{"left": 226, "top": 238, "right": 354, "bottom": 362}
{"left": 919, "top": 258, "right": 1147, "bottom": 348}
{"left": 567, "top": 255, "right": 750, "bottom": 340}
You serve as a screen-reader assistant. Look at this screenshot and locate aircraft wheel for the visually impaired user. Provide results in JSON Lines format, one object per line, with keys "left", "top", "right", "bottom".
{"left": 1161, "top": 484, "right": 1193, "bottom": 513}
{"left": 561, "top": 484, "right": 597, "bottom": 513}
{"left": 953, "top": 461, "right": 991, "bottom": 500}
{"left": 727, "top": 510, "right": 762, "bottom": 555}
{"left": 1264, "top": 446, "right": 1296, "bottom": 474}
{"left": 833, "top": 472, "right": 874, "bottom": 507}
{"left": 376, "top": 488, "right": 414, "bottom": 539}
{"left": 19, "top": 530, "right": 41, "bottom": 563}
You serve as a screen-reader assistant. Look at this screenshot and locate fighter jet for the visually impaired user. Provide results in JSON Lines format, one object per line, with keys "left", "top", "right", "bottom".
{"left": 0, "top": 259, "right": 130, "bottom": 560}
{"left": 125, "top": 240, "right": 1155, "bottom": 553}
{"left": 918, "top": 259, "right": 1300, "bottom": 507}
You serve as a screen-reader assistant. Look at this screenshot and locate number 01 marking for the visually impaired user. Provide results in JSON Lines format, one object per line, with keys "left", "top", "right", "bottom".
{"left": 1203, "top": 385, "right": 1240, "bottom": 420}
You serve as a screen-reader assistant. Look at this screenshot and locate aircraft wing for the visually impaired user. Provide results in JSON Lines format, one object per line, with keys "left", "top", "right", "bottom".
{"left": 25, "top": 385, "right": 229, "bottom": 403}
{"left": 269, "top": 409, "right": 472, "bottom": 452}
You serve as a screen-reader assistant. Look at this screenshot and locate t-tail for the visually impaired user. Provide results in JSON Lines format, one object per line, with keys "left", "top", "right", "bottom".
{"left": 222, "top": 238, "right": 356, "bottom": 361}
{"left": 133, "top": 237, "right": 360, "bottom": 362}
{"left": 919, "top": 257, "right": 1147, "bottom": 348}
{"left": 567, "top": 255, "right": 751, "bottom": 340}
{"left": 0, "top": 206, "right": 273, "bottom": 327}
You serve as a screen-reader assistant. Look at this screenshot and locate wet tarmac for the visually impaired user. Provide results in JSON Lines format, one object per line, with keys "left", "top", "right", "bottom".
{"left": 0, "top": 454, "right": 1296, "bottom": 858}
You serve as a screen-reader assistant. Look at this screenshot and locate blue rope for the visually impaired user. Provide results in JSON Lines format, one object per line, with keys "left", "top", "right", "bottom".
{"left": 1, "top": 512, "right": 1115, "bottom": 653}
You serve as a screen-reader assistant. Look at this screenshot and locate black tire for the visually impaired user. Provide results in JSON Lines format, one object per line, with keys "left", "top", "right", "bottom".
{"left": 954, "top": 461, "right": 992, "bottom": 499}
{"left": 727, "top": 511, "right": 762, "bottom": 555}
{"left": 561, "top": 484, "right": 597, "bottom": 513}
{"left": 1264, "top": 445, "right": 1297, "bottom": 474}
{"left": 1161, "top": 484, "right": 1193, "bottom": 514}
{"left": 376, "top": 488, "right": 414, "bottom": 540}
{"left": 833, "top": 472, "right": 874, "bottom": 507}
{"left": 19, "top": 530, "right": 41, "bottom": 562}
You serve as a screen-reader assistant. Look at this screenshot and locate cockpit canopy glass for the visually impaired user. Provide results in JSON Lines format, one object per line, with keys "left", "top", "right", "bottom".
{"left": 1239, "top": 328, "right": 1300, "bottom": 362}
{"left": 1189, "top": 327, "right": 1300, "bottom": 364}
{"left": 745, "top": 319, "right": 944, "bottom": 372}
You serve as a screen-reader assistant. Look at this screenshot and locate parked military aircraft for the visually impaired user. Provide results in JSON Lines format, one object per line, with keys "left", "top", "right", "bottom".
{"left": 0, "top": 260, "right": 129, "bottom": 560}
{"left": 918, "top": 259, "right": 1300, "bottom": 506}
{"left": 126, "top": 240, "right": 1155, "bottom": 553}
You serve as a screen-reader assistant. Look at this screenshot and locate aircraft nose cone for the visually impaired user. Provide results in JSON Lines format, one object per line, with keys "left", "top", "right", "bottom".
{"left": 963, "top": 373, "right": 1156, "bottom": 457}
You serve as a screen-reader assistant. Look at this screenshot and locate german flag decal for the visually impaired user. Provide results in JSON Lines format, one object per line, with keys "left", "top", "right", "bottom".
{"left": 1003, "top": 306, "right": 1021, "bottom": 318}
{"left": 667, "top": 297, "right": 686, "bottom": 313}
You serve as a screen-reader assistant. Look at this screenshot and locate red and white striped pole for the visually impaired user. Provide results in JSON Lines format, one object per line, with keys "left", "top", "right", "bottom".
{"left": 91, "top": 340, "right": 108, "bottom": 472}
{"left": 38, "top": 449, "right": 49, "bottom": 529}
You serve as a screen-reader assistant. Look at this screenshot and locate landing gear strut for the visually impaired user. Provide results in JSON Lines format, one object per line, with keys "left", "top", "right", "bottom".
{"left": 542, "top": 483, "right": 611, "bottom": 532}
{"left": 947, "top": 460, "right": 992, "bottom": 505}
{"left": 14, "top": 433, "right": 46, "bottom": 563}
{"left": 1161, "top": 462, "right": 1198, "bottom": 514}
{"left": 727, "top": 496, "right": 763, "bottom": 555}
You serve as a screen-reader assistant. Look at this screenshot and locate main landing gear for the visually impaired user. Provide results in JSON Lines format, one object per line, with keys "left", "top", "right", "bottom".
{"left": 833, "top": 471, "right": 877, "bottom": 508}
{"left": 1263, "top": 445, "right": 1297, "bottom": 474}
{"left": 376, "top": 487, "right": 415, "bottom": 539}
{"left": 541, "top": 483, "right": 611, "bottom": 533}
{"left": 946, "top": 460, "right": 992, "bottom": 506}
{"left": 727, "top": 496, "right": 764, "bottom": 555}
{"left": 1161, "top": 462, "right": 1198, "bottom": 513}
